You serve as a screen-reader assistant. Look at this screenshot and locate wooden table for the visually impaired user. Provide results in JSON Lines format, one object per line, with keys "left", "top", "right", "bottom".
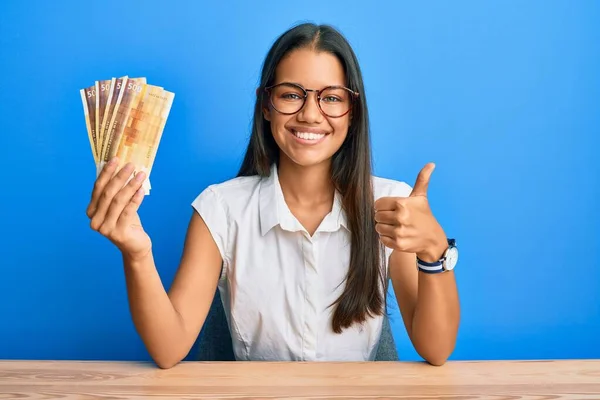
{"left": 1, "top": 359, "right": 599, "bottom": 399}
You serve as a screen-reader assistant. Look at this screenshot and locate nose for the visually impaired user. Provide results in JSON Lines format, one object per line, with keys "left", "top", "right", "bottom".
{"left": 297, "top": 90, "right": 324, "bottom": 123}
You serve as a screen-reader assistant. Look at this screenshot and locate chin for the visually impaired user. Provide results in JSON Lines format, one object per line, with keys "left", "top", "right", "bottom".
{"left": 282, "top": 151, "right": 333, "bottom": 168}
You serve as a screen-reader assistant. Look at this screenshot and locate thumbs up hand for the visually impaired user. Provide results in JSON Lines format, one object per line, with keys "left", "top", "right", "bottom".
{"left": 374, "top": 163, "right": 448, "bottom": 263}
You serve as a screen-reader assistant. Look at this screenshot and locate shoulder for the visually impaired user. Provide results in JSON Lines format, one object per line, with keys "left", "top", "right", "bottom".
{"left": 190, "top": 174, "right": 263, "bottom": 262}
{"left": 192, "top": 174, "right": 263, "bottom": 213}
{"left": 372, "top": 175, "right": 413, "bottom": 200}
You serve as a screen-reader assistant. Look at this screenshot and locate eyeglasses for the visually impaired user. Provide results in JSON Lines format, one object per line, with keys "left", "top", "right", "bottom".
{"left": 261, "top": 82, "right": 359, "bottom": 118}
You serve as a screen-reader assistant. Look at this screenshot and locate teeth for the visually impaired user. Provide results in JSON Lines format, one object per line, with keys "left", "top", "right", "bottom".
{"left": 293, "top": 131, "right": 325, "bottom": 140}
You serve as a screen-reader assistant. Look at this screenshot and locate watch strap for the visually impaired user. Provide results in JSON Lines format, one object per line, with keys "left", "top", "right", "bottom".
{"left": 417, "top": 258, "right": 445, "bottom": 274}
{"left": 416, "top": 239, "right": 456, "bottom": 274}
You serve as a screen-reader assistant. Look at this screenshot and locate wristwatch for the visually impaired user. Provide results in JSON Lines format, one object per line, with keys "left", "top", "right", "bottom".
{"left": 417, "top": 239, "right": 458, "bottom": 274}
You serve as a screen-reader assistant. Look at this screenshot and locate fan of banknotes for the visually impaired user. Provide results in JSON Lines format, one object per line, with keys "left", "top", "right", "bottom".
{"left": 80, "top": 76, "right": 175, "bottom": 195}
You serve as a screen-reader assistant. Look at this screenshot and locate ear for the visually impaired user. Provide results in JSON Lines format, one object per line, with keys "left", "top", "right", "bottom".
{"left": 257, "top": 88, "right": 271, "bottom": 122}
{"left": 262, "top": 106, "right": 271, "bottom": 122}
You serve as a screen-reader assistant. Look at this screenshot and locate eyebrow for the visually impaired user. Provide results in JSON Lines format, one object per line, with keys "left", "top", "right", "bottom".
{"left": 274, "top": 81, "right": 347, "bottom": 89}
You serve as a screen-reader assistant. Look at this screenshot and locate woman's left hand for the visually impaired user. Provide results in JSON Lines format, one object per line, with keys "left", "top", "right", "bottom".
{"left": 374, "top": 163, "right": 448, "bottom": 263}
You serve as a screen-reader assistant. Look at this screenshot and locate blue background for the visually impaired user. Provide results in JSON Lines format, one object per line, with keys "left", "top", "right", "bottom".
{"left": 1, "top": 0, "right": 598, "bottom": 362}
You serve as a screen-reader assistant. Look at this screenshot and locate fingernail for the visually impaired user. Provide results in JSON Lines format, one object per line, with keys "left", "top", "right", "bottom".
{"left": 135, "top": 171, "right": 146, "bottom": 182}
{"left": 109, "top": 157, "right": 118, "bottom": 165}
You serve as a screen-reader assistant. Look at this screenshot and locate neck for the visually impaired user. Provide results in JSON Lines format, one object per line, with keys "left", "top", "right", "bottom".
{"left": 277, "top": 156, "right": 334, "bottom": 207}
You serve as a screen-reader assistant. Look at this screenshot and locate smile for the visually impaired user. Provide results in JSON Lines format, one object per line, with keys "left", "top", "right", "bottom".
{"left": 289, "top": 128, "right": 329, "bottom": 145}
{"left": 293, "top": 131, "right": 325, "bottom": 140}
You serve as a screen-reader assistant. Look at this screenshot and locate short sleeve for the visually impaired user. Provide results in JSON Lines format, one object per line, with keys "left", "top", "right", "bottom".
{"left": 191, "top": 185, "right": 230, "bottom": 264}
{"left": 384, "top": 181, "right": 412, "bottom": 199}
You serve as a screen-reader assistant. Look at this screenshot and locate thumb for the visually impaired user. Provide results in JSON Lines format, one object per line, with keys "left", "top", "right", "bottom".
{"left": 410, "top": 162, "right": 435, "bottom": 197}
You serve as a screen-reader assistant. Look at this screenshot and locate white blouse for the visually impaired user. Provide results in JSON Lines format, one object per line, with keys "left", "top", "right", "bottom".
{"left": 191, "top": 163, "right": 412, "bottom": 361}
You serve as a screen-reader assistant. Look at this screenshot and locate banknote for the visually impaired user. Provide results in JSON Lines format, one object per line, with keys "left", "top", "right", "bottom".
{"left": 96, "top": 78, "right": 116, "bottom": 164}
{"left": 79, "top": 84, "right": 98, "bottom": 163}
{"left": 113, "top": 84, "right": 164, "bottom": 165}
{"left": 112, "top": 84, "right": 165, "bottom": 194}
{"left": 143, "top": 90, "right": 175, "bottom": 180}
{"left": 102, "top": 77, "right": 147, "bottom": 169}
{"left": 132, "top": 88, "right": 173, "bottom": 194}
{"left": 98, "top": 76, "right": 128, "bottom": 167}
{"left": 80, "top": 76, "right": 173, "bottom": 195}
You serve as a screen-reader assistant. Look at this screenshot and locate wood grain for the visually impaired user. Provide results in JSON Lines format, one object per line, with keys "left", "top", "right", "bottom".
{"left": 0, "top": 359, "right": 599, "bottom": 399}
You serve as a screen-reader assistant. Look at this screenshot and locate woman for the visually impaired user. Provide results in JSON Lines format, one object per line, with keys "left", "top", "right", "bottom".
{"left": 86, "top": 23, "right": 460, "bottom": 368}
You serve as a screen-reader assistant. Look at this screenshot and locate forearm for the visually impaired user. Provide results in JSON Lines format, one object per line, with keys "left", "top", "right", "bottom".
{"left": 411, "top": 270, "right": 460, "bottom": 365}
{"left": 122, "top": 251, "right": 188, "bottom": 368}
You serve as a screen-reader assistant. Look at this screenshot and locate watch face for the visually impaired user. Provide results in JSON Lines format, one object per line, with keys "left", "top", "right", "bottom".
{"left": 444, "top": 247, "right": 459, "bottom": 270}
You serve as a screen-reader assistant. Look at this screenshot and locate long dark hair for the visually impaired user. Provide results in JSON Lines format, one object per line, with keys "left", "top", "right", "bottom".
{"left": 237, "top": 23, "right": 387, "bottom": 334}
